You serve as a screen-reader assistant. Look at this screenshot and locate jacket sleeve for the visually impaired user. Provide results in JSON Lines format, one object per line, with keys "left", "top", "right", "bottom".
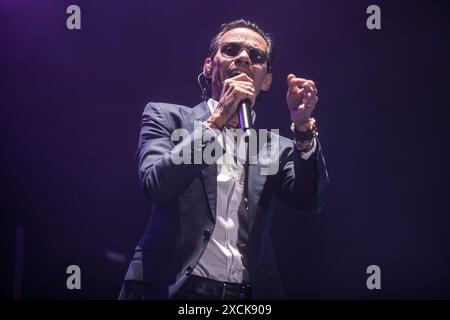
{"left": 137, "top": 102, "right": 219, "bottom": 207}
{"left": 272, "top": 138, "right": 329, "bottom": 213}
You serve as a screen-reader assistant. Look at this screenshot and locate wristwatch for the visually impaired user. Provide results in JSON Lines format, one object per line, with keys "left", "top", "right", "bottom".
{"left": 291, "top": 118, "right": 318, "bottom": 151}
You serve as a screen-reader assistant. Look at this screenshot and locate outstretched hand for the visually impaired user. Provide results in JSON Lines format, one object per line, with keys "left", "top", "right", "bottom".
{"left": 287, "top": 73, "right": 318, "bottom": 130}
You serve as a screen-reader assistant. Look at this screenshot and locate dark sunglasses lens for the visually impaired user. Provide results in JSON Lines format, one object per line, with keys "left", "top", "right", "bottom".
{"left": 221, "top": 43, "right": 241, "bottom": 57}
{"left": 221, "top": 43, "right": 268, "bottom": 65}
{"left": 249, "top": 49, "right": 267, "bottom": 64}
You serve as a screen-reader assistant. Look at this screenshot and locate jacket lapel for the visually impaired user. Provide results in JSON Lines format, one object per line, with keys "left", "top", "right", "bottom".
{"left": 247, "top": 131, "right": 271, "bottom": 234}
{"left": 201, "top": 165, "right": 218, "bottom": 221}
{"left": 182, "top": 100, "right": 211, "bottom": 132}
{"left": 181, "top": 101, "right": 217, "bottom": 221}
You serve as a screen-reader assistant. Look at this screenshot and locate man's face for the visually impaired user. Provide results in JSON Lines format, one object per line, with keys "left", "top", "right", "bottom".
{"left": 205, "top": 27, "right": 272, "bottom": 102}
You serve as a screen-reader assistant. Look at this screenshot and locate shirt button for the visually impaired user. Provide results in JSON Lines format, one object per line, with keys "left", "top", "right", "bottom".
{"left": 203, "top": 229, "right": 212, "bottom": 240}
{"left": 186, "top": 266, "right": 193, "bottom": 274}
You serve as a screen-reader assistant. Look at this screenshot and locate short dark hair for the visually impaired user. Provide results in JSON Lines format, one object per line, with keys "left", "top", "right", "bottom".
{"left": 209, "top": 19, "right": 275, "bottom": 72}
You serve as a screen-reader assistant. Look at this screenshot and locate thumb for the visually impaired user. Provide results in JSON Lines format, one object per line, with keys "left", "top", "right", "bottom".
{"left": 287, "top": 73, "right": 300, "bottom": 94}
{"left": 287, "top": 73, "right": 296, "bottom": 86}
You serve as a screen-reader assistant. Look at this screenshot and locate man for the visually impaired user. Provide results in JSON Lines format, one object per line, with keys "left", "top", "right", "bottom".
{"left": 119, "top": 19, "right": 328, "bottom": 300}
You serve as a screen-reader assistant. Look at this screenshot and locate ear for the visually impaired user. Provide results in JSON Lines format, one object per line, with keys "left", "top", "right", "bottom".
{"left": 203, "top": 57, "right": 213, "bottom": 79}
{"left": 260, "top": 72, "right": 272, "bottom": 92}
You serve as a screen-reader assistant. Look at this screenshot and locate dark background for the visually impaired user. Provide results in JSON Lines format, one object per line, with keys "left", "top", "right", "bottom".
{"left": 1, "top": 0, "right": 449, "bottom": 299}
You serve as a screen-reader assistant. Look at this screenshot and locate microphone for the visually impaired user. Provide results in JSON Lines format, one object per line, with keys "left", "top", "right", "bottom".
{"left": 238, "top": 99, "right": 252, "bottom": 130}
{"left": 230, "top": 71, "right": 253, "bottom": 130}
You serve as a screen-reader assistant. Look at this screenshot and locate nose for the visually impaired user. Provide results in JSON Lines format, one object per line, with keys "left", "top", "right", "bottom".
{"left": 235, "top": 48, "right": 251, "bottom": 66}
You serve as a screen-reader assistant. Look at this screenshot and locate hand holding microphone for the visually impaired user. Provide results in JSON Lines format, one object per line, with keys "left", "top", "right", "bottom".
{"left": 206, "top": 71, "right": 255, "bottom": 130}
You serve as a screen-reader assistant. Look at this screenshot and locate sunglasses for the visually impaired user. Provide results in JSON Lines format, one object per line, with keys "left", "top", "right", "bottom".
{"left": 219, "top": 42, "right": 269, "bottom": 66}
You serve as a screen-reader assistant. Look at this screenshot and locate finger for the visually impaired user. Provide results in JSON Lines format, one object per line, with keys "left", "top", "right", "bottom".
{"left": 224, "top": 79, "right": 254, "bottom": 93}
{"left": 303, "top": 91, "right": 312, "bottom": 101}
{"left": 291, "top": 78, "right": 308, "bottom": 84}
{"left": 303, "top": 91, "right": 316, "bottom": 102}
{"left": 233, "top": 84, "right": 256, "bottom": 105}
{"left": 233, "top": 82, "right": 256, "bottom": 94}
{"left": 288, "top": 74, "right": 308, "bottom": 85}
{"left": 290, "top": 78, "right": 308, "bottom": 89}
{"left": 288, "top": 74, "right": 308, "bottom": 89}
{"left": 233, "top": 81, "right": 256, "bottom": 89}
{"left": 302, "top": 83, "right": 317, "bottom": 95}
{"left": 230, "top": 72, "right": 254, "bottom": 84}
{"left": 224, "top": 79, "right": 255, "bottom": 95}
{"left": 303, "top": 94, "right": 318, "bottom": 108}
{"left": 226, "top": 80, "right": 255, "bottom": 95}
{"left": 289, "top": 80, "right": 308, "bottom": 95}
{"left": 288, "top": 85, "right": 303, "bottom": 95}
{"left": 243, "top": 90, "right": 256, "bottom": 108}
{"left": 306, "top": 80, "right": 316, "bottom": 87}
{"left": 287, "top": 73, "right": 296, "bottom": 86}
{"left": 304, "top": 80, "right": 318, "bottom": 94}
{"left": 299, "top": 102, "right": 316, "bottom": 113}
{"left": 307, "top": 81, "right": 318, "bottom": 94}
{"left": 288, "top": 84, "right": 305, "bottom": 97}
{"left": 287, "top": 89, "right": 306, "bottom": 110}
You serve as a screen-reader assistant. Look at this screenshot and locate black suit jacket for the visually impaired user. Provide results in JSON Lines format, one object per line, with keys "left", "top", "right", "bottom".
{"left": 122, "top": 101, "right": 328, "bottom": 299}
